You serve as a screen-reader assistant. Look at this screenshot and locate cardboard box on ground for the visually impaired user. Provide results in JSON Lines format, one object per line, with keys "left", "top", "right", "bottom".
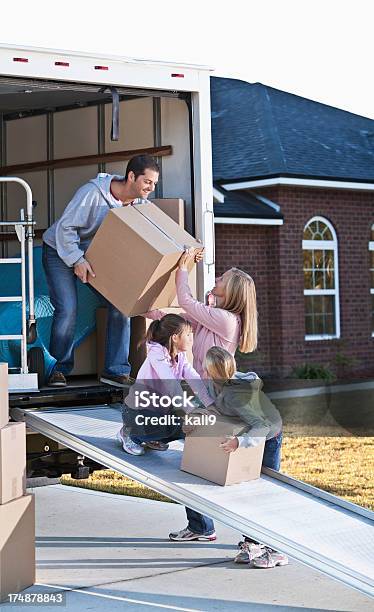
{"left": 0, "top": 422, "right": 26, "bottom": 504}
{"left": 181, "top": 415, "right": 265, "bottom": 486}
{"left": 0, "top": 495, "right": 35, "bottom": 602}
{"left": 0, "top": 364, "right": 35, "bottom": 601}
{"left": 0, "top": 364, "right": 9, "bottom": 429}
{"left": 86, "top": 199, "right": 202, "bottom": 317}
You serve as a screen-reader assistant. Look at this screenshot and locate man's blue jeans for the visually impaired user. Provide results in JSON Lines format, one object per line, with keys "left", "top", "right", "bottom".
{"left": 185, "top": 432, "right": 283, "bottom": 535}
{"left": 42, "top": 243, "right": 131, "bottom": 376}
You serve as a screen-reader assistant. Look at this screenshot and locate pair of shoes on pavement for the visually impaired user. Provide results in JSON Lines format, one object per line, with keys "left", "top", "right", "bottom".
{"left": 116, "top": 427, "right": 169, "bottom": 456}
{"left": 167, "top": 531, "right": 288, "bottom": 562}
{"left": 234, "top": 540, "right": 288, "bottom": 568}
{"left": 169, "top": 527, "right": 217, "bottom": 542}
{"left": 100, "top": 373, "right": 134, "bottom": 388}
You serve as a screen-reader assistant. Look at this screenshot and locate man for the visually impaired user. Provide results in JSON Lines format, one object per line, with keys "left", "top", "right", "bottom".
{"left": 42, "top": 154, "right": 160, "bottom": 387}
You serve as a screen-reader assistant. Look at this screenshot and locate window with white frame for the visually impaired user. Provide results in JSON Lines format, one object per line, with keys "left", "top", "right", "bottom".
{"left": 370, "top": 224, "right": 374, "bottom": 336}
{"left": 303, "top": 217, "right": 340, "bottom": 339}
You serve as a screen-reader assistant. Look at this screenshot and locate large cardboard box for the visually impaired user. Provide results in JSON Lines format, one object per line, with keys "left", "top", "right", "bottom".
{"left": 0, "top": 364, "right": 9, "bottom": 429}
{"left": 181, "top": 416, "right": 265, "bottom": 486}
{"left": 86, "top": 203, "right": 202, "bottom": 316}
{"left": 0, "top": 494, "right": 35, "bottom": 602}
{"left": 0, "top": 422, "right": 26, "bottom": 505}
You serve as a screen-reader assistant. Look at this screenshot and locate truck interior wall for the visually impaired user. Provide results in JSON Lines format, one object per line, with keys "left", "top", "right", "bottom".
{"left": 1, "top": 88, "right": 194, "bottom": 376}
{"left": 6, "top": 115, "right": 48, "bottom": 255}
{"left": 160, "top": 98, "right": 192, "bottom": 229}
{"left": 53, "top": 105, "right": 99, "bottom": 219}
{"left": 104, "top": 98, "right": 154, "bottom": 153}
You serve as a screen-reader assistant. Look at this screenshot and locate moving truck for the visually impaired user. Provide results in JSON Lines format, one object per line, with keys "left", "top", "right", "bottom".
{"left": 2, "top": 45, "right": 373, "bottom": 597}
{"left": 0, "top": 43, "right": 215, "bottom": 478}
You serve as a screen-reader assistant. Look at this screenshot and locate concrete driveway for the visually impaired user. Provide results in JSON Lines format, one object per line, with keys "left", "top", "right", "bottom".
{"left": 2, "top": 484, "right": 373, "bottom": 611}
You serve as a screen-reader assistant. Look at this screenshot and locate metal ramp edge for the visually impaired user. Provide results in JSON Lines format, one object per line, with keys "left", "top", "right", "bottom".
{"left": 11, "top": 404, "right": 374, "bottom": 599}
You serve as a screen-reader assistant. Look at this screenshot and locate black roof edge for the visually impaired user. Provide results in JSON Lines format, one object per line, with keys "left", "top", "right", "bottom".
{"left": 214, "top": 211, "right": 284, "bottom": 220}
{"left": 215, "top": 173, "right": 374, "bottom": 186}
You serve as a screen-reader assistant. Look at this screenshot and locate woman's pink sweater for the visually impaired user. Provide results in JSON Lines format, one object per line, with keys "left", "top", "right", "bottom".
{"left": 146, "top": 269, "right": 241, "bottom": 377}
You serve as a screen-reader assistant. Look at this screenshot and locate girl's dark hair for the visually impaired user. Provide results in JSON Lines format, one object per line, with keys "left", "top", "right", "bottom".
{"left": 146, "top": 314, "right": 192, "bottom": 361}
{"left": 125, "top": 155, "right": 160, "bottom": 180}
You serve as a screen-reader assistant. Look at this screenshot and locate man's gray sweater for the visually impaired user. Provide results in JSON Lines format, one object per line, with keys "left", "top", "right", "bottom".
{"left": 43, "top": 173, "right": 149, "bottom": 267}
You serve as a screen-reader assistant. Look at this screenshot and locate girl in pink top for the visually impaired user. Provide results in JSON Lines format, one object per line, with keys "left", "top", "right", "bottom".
{"left": 117, "top": 313, "right": 213, "bottom": 456}
{"left": 146, "top": 250, "right": 258, "bottom": 543}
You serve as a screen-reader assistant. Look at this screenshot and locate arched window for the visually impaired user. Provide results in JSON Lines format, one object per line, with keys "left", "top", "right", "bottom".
{"left": 370, "top": 224, "right": 374, "bottom": 336}
{"left": 303, "top": 217, "right": 340, "bottom": 339}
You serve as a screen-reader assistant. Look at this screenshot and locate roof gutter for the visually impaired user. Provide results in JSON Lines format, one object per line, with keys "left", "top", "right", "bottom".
{"left": 222, "top": 177, "right": 374, "bottom": 192}
{"left": 214, "top": 217, "right": 283, "bottom": 225}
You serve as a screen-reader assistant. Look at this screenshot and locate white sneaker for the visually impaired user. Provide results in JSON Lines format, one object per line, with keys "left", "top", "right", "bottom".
{"left": 169, "top": 526, "right": 216, "bottom": 542}
{"left": 116, "top": 427, "right": 145, "bottom": 456}
{"left": 234, "top": 540, "right": 266, "bottom": 563}
{"left": 252, "top": 547, "right": 289, "bottom": 568}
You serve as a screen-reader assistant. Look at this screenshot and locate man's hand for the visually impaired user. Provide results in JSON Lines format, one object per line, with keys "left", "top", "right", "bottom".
{"left": 220, "top": 436, "right": 239, "bottom": 453}
{"left": 74, "top": 260, "right": 95, "bottom": 283}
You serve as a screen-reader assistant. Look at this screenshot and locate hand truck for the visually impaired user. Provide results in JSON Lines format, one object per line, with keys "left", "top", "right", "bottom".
{"left": 0, "top": 177, "right": 39, "bottom": 392}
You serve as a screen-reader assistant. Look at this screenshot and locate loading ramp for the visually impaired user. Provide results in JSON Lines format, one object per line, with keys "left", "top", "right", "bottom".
{"left": 11, "top": 403, "right": 374, "bottom": 599}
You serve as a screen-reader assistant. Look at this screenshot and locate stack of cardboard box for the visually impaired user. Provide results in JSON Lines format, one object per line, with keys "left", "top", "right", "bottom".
{"left": 0, "top": 363, "right": 35, "bottom": 603}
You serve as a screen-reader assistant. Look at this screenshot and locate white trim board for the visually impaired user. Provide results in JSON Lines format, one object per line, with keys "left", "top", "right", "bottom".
{"left": 213, "top": 187, "right": 225, "bottom": 203}
{"left": 214, "top": 217, "right": 283, "bottom": 225}
{"left": 222, "top": 177, "right": 374, "bottom": 192}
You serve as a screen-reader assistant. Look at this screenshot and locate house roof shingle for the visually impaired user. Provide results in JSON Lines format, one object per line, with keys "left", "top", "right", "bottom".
{"left": 211, "top": 77, "right": 374, "bottom": 184}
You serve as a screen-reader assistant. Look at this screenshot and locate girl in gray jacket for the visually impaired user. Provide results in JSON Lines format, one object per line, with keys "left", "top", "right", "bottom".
{"left": 190, "top": 346, "right": 288, "bottom": 569}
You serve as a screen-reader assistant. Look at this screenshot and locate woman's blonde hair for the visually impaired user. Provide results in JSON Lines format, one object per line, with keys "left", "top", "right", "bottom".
{"left": 205, "top": 347, "right": 236, "bottom": 381}
{"left": 220, "top": 268, "right": 258, "bottom": 353}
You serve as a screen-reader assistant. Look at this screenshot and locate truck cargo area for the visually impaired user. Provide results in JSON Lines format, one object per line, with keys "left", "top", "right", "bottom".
{"left": 10, "top": 403, "right": 374, "bottom": 599}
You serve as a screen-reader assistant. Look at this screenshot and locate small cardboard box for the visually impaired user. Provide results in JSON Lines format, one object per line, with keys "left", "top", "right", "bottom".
{"left": 86, "top": 202, "right": 202, "bottom": 317}
{"left": 152, "top": 198, "right": 185, "bottom": 226}
{"left": 0, "top": 494, "right": 35, "bottom": 602}
{"left": 0, "top": 422, "right": 26, "bottom": 505}
{"left": 181, "top": 416, "right": 265, "bottom": 486}
{"left": 0, "top": 364, "right": 9, "bottom": 429}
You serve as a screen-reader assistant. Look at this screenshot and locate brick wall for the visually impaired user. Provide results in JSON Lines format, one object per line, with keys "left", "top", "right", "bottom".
{"left": 215, "top": 186, "right": 374, "bottom": 378}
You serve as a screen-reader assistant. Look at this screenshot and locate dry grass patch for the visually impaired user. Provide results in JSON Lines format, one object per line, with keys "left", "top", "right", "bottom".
{"left": 281, "top": 436, "right": 374, "bottom": 510}
{"left": 61, "top": 437, "right": 374, "bottom": 511}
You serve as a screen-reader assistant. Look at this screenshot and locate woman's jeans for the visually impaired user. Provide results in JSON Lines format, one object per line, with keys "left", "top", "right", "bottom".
{"left": 185, "top": 432, "right": 283, "bottom": 535}
{"left": 42, "top": 243, "right": 131, "bottom": 376}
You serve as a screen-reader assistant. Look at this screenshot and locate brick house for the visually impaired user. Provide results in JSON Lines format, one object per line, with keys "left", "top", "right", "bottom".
{"left": 211, "top": 77, "right": 374, "bottom": 378}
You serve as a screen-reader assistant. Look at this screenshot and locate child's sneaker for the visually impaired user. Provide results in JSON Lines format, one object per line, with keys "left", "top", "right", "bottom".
{"left": 234, "top": 540, "right": 265, "bottom": 563}
{"left": 252, "top": 547, "right": 289, "bottom": 568}
{"left": 169, "top": 527, "right": 217, "bottom": 542}
{"left": 116, "top": 427, "right": 145, "bottom": 456}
